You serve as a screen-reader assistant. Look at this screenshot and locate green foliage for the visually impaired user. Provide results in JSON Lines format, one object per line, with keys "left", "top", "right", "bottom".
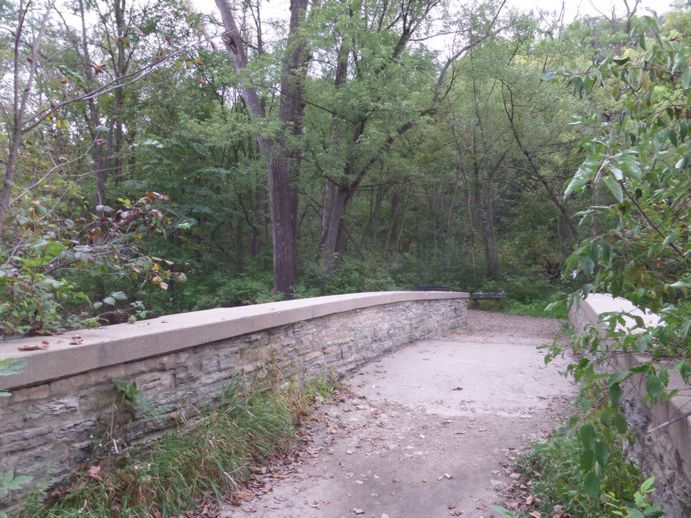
{"left": 0, "top": 469, "right": 33, "bottom": 505}
{"left": 603, "top": 477, "right": 664, "bottom": 518}
{"left": 539, "top": 8, "right": 689, "bottom": 512}
{"left": 502, "top": 297, "right": 568, "bottom": 319}
{"left": 112, "top": 378, "right": 172, "bottom": 421}
{"left": 0, "top": 192, "right": 179, "bottom": 335}
{"left": 321, "top": 255, "right": 398, "bottom": 294}
{"left": 519, "top": 418, "right": 645, "bottom": 516}
{"left": 24, "top": 378, "right": 335, "bottom": 517}
{"left": 0, "top": 358, "right": 27, "bottom": 397}
{"left": 176, "top": 270, "right": 277, "bottom": 311}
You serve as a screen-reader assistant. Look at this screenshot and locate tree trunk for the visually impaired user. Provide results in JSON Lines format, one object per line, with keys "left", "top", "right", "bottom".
{"left": 319, "top": 181, "right": 349, "bottom": 273}
{"left": 216, "top": 0, "right": 310, "bottom": 297}
{"left": 382, "top": 189, "right": 401, "bottom": 257}
{"left": 76, "top": 0, "right": 109, "bottom": 207}
{"left": 111, "top": 0, "right": 127, "bottom": 186}
{"left": 0, "top": 2, "right": 51, "bottom": 236}
{"left": 268, "top": 0, "right": 310, "bottom": 296}
{"left": 482, "top": 177, "right": 500, "bottom": 281}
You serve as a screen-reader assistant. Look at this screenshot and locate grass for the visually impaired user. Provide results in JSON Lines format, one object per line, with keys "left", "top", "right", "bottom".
{"left": 518, "top": 429, "right": 643, "bottom": 517}
{"left": 471, "top": 297, "right": 568, "bottom": 319}
{"left": 22, "top": 376, "right": 335, "bottom": 517}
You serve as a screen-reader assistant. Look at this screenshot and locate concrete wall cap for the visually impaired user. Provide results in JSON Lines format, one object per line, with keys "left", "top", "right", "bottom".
{"left": 577, "top": 293, "right": 661, "bottom": 330}
{"left": 0, "top": 291, "right": 468, "bottom": 390}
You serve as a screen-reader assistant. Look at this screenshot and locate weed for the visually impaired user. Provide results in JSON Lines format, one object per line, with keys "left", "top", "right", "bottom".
{"left": 22, "top": 377, "right": 335, "bottom": 517}
{"left": 471, "top": 297, "right": 568, "bottom": 319}
{"left": 507, "top": 421, "right": 656, "bottom": 517}
{"left": 112, "top": 378, "right": 172, "bottom": 420}
{"left": 502, "top": 298, "right": 568, "bottom": 319}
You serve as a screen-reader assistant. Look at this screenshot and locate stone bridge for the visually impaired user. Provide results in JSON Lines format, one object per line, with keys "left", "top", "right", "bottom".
{"left": 1, "top": 291, "right": 689, "bottom": 516}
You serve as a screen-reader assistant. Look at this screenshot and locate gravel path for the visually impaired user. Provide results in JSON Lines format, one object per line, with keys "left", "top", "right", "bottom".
{"left": 219, "top": 310, "right": 576, "bottom": 518}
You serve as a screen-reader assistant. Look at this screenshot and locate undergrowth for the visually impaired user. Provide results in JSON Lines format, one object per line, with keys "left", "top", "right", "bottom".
{"left": 502, "top": 298, "right": 568, "bottom": 319}
{"left": 21, "top": 376, "right": 335, "bottom": 517}
{"left": 493, "top": 422, "right": 663, "bottom": 518}
{"left": 519, "top": 429, "right": 645, "bottom": 516}
{"left": 494, "top": 375, "right": 664, "bottom": 518}
{"left": 472, "top": 297, "right": 568, "bottom": 319}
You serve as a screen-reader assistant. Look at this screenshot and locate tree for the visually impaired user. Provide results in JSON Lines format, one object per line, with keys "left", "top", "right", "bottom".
{"left": 311, "top": 0, "right": 509, "bottom": 274}
{"left": 0, "top": 0, "right": 53, "bottom": 236}
{"left": 554, "top": 9, "right": 690, "bottom": 495}
{"left": 215, "top": 0, "right": 311, "bottom": 297}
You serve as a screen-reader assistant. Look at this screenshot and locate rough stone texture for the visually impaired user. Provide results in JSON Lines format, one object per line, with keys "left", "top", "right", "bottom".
{"left": 0, "top": 298, "right": 466, "bottom": 511}
{"left": 0, "top": 291, "right": 468, "bottom": 390}
{"left": 570, "top": 296, "right": 691, "bottom": 518}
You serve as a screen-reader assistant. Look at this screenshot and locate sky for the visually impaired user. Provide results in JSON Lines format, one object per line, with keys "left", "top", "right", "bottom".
{"left": 191, "top": 0, "right": 675, "bottom": 21}
{"left": 189, "top": 0, "right": 676, "bottom": 57}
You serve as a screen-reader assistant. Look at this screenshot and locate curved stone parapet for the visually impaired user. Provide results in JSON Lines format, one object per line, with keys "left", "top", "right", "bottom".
{"left": 0, "top": 291, "right": 468, "bottom": 510}
{"left": 0, "top": 291, "right": 468, "bottom": 391}
{"left": 570, "top": 294, "right": 690, "bottom": 518}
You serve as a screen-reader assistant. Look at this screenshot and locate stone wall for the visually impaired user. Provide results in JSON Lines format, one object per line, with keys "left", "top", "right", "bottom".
{"left": 0, "top": 292, "right": 467, "bottom": 511}
{"left": 570, "top": 294, "right": 691, "bottom": 518}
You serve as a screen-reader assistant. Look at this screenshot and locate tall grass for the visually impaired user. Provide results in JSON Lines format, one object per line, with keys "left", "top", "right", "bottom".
{"left": 23, "top": 377, "right": 335, "bottom": 517}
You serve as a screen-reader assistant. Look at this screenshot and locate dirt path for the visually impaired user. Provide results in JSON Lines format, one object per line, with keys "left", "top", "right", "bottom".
{"left": 220, "top": 311, "right": 576, "bottom": 518}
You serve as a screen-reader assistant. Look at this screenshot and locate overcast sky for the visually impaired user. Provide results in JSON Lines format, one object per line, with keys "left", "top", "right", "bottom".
{"left": 191, "top": 0, "right": 675, "bottom": 22}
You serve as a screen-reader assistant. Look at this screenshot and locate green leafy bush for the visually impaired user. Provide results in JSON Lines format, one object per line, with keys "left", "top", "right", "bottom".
{"left": 323, "top": 255, "right": 398, "bottom": 294}
{"left": 519, "top": 422, "right": 647, "bottom": 516}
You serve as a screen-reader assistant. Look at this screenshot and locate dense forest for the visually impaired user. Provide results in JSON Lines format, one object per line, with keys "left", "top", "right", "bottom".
{"left": 0, "top": 0, "right": 688, "bottom": 336}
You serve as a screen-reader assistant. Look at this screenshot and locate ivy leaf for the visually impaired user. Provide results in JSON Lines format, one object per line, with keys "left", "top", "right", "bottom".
{"left": 111, "top": 291, "right": 128, "bottom": 302}
{"left": 583, "top": 470, "right": 600, "bottom": 496}
{"left": 608, "top": 383, "right": 623, "bottom": 405}
{"left": 0, "top": 470, "right": 33, "bottom": 498}
{"left": 578, "top": 255, "right": 595, "bottom": 275}
{"left": 580, "top": 446, "right": 594, "bottom": 470}
{"left": 603, "top": 176, "right": 623, "bottom": 202}
{"left": 595, "top": 441, "right": 610, "bottom": 467}
{"left": 645, "top": 373, "right": 664, "bottom": 401}
{"left": 0, "top": 358, "right": 27, "bottom": 377}
{"left": 676, "top": 360, "right": 690, "bottom": 384}
{"left": 682, "top": 67, "right": 691, "bottom": 91}
{"left": 612, "top": 411, "right": 628, "bottom": 433}
{"left": 578, "top": 424, "right": 596, "bottom": 450}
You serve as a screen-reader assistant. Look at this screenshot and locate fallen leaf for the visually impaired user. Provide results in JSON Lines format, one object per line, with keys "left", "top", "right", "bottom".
{"left": 18, "top": 341, "right": 49, "bottom": 352}
{"left": 235, "top": 489, "right": 254, "bottom": 502}
{"left": 86, "top": 465, "right": 101, "bottom": 480}
{"left": 70, "top": 335, "right": 83, "bottom": 345}
{"left": 452, "top": 387, "right": 463, "bottom": 391}
{"left": 529, "top": 512, "right": 542, "bottom": 518}
{"left": 353, "top": 508, "right": 364, "bottom": 515}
